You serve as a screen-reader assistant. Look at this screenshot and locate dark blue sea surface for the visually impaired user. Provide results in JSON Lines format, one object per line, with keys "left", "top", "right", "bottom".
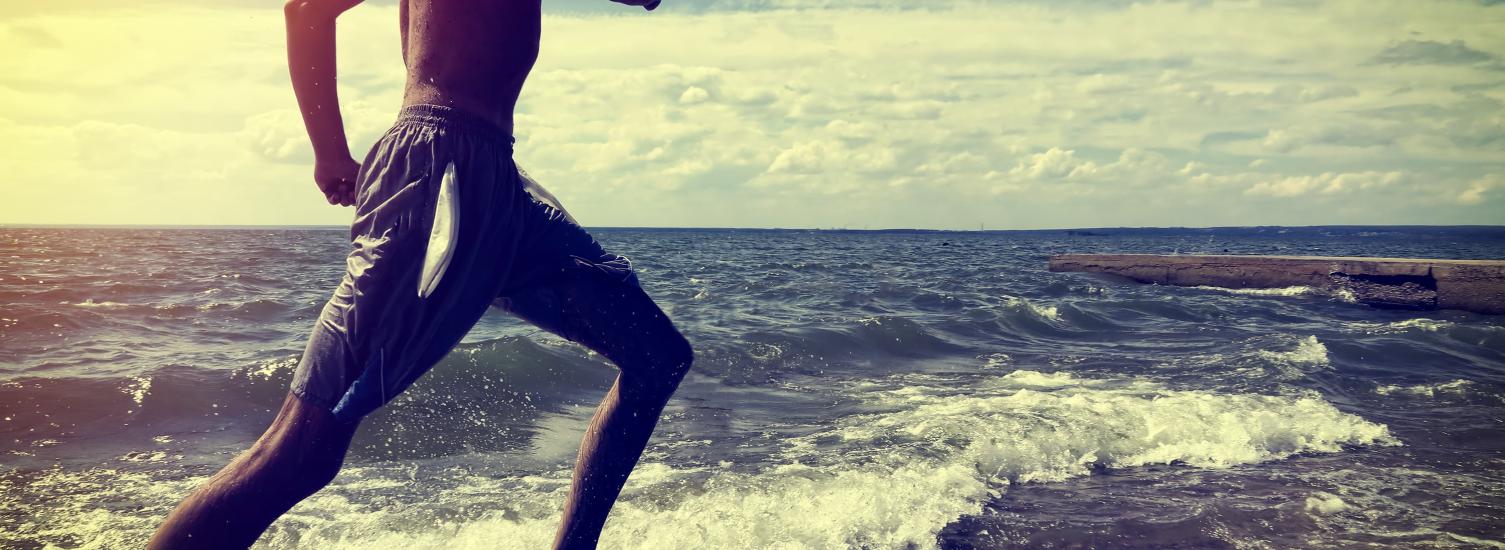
{"left": 2, "top": 226, "right": 1503, "bottom": 548}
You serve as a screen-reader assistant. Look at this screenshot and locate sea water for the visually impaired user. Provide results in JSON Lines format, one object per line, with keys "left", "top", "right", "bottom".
{"left": 1, "top": 226, "right": 1503, "bottom": 549}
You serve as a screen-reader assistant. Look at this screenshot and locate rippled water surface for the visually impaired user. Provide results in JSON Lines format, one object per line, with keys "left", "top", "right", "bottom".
{"left": 2, "top": 226, "right": 1504, "bottom": 549}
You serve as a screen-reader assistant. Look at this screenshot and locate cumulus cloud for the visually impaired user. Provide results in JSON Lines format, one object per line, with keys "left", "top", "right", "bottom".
{"left": 678, "top": 86, "right": 710, "bottom": 104}
{"left": 0, "top": 0, "right": 1502, "bottom": 228}
{"left": 1245, "top": 171, "right": 1406, "bottom": 198}
{"left": 1004, "top": 147, "right": 1177, "bottom": 189}
{"left": 1458, "top": 175, "right": 1504, "bottom": 205}
{"left": 241, "top": 109, "right": 313, "bottom": 164}
{"left": 1373, "top": 39, "right": 1498, "bottom": 66}
{"left": 1009, "top": 148, "right": 1098, "bottom": 181}
{"left": 766, "top": 140, "right": 897, "bottom": 175}
{"left": 1259, "top": 124, "right": 1400, "bottom": 154}
{"left": 1269, "top": 83, "right": 1359, "bottom": 103}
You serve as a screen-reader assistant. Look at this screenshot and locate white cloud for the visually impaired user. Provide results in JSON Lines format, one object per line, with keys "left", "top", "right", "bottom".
{"left": 678, "top": 86, "right": 710, "bottom": 105}
{"left": 1244, "top": 171, "right": 1406, "bottom": 198}
{"left": 1458, "top": 175, "right": 1504, "bottom": 205}
{"left": 1009, "top": 148, "right": 1099, "bottom": 181}
{"left": 241, "top": 109, "right": 312, "bottom": 164}
{"left": 766, "top": 140, "right": 896, "bottom": 175}
{"left": 1, "top": 0, "right": 1502, "bottom": 228}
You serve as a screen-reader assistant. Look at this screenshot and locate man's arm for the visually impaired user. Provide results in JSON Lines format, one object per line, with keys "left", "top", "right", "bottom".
{"left": 610, "top": 0, "right": 662, "bottom": 10}
{"left": 284, "top": 0, "right": 364, "bottom": 206}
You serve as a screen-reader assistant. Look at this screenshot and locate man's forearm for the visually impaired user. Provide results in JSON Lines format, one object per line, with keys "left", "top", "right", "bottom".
{"left": 285, "top": 1, "right": 354, "bottom": 161}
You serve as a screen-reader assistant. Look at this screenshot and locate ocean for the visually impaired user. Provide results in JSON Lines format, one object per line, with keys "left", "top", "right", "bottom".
{"left": 2, "top": 226, "right": 1503, "bottom": 549}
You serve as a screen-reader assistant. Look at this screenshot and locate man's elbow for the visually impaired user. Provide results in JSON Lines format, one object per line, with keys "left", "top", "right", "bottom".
{"left": 284, "top": 1, "right": 317, "bottom": 24}
{"left": 283, "top": 0, "right": 309, "bottom": 20}
{"left": 284, "top": 0, "right": 359, "bottom": 23}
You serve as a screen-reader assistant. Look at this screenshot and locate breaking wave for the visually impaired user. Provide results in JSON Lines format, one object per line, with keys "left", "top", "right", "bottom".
{"left": 7, "top": 369, "right": 1397, "bottom": 549}
{"left": 1193, "top": 285, "right": 1359, "bottom": 303}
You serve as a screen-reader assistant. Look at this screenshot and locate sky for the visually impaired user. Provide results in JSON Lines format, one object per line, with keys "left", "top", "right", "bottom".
{"left": 1, "top": 0, "right": 1502, "bottom": 229}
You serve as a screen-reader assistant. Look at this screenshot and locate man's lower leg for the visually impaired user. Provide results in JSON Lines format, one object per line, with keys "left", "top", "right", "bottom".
{"left": 551, "top": 370, "right": 686, "bottom": 550}
{"left": 148, "top": 394, "right": 357, "bottom": 549}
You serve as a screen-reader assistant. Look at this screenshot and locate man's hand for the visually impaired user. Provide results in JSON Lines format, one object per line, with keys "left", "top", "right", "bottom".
{"left": 314, "top": 156, "right": 360, "bottom": 207}
{"left": 609, "top": 0, "right": 661, "bottom": 11}
{"left": 286, "top": 0, "right": 364, "bottom": 208}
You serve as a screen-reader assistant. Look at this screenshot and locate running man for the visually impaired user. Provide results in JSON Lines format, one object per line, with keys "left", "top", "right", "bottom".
{"left": 149, "top": 0, "right": 689, "bottom": 548}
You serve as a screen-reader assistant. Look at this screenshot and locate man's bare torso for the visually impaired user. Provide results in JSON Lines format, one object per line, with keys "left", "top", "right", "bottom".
{"left": 400, "top": 0, "right": 541, "bottom": 135}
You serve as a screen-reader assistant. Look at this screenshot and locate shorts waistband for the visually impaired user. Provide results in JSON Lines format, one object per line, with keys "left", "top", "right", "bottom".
{"left": 394, "top": 104, "right": 515, "bottom": 148}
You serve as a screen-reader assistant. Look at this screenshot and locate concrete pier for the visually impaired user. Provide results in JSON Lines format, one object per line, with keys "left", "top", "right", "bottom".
{"left": 1048, "top": 254, "right": 1505, "bottom": 314}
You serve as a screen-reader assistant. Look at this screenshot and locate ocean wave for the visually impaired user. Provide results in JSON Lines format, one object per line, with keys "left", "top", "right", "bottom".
{"left": 805, "top": 370, "right": 1393, "bottom": 480}
{"left": 281, "top": 370, "right": 1397, "bottom": 549}
{"left": 0, "top": 336, "right": 616, "bottom": 460}
{"left": 1273, "top": 462, "right": 1505, "bottom": 548}
{"left": 6, "top": 369, "right": 1398, "bottom": 549}
{"left": 43, "top": 297, "right": 298, "bottom": 322}
{"left": 710, "top": 316, "right": 965, "bottom": 373}
{"left": 1171, "top": 335, "right": 1335, "bottom": 386}
{"left": 0, "top": 468, "right": 199, "bottom": 550}
{"left": 1003, "top": 297, "right": 1060, "bottom": 321}
{"left": 1256, "top": 335, "right": 1330, "bottom": 367}
{"left": 67, "top": 299, "right": 131, "bottom": 309}
{"left": 1304, "top": 492, "right": 1350, "bottom": 515}
{"left": 1196, "top": 285, "right": 1320, "bottom": 297}
{"left": 1193, "top": 285, "right": 1359, "bottom": 303}
{"left": 1350, "top": 318, "right": 1458, "bottom": 334}
{"left": 1374, "top": 379, "right": 1477, "bottom": 399}
{"left": 325, "top": 464, "right": 983, "bottom": 549}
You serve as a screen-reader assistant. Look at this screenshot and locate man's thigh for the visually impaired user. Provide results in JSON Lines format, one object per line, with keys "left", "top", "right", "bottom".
{"left": 494, "top": 270, "right": 692, "bottom": 376}
{"left": 495, "top": 167, "right": 691, "bottom": 375}
{"left": 291, "top": 133, "right": 528, "bottom": 422}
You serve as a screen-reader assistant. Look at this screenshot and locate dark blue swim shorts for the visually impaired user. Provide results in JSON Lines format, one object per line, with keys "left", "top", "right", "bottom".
{"left": 289, "top": 104, "right": 652, "bottom": 423}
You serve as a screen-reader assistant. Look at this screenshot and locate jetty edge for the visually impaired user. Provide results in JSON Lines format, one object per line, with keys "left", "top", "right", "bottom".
{"left": 1047, "top": 254, "right": 1505, "bottom": 314}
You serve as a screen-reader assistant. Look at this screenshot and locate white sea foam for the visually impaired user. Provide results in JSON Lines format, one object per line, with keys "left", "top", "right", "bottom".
{"left": 1304, "top": 492, "right": 1350, "bottom": 515}
{"left": 1292, "top": 465, "right": 1488, "bottom": 545}
{"left": 1005, "top": 297, "right": 1060, "bottom": 321}
{"left": 821, "top": 371, "right": 1392, "bottom": 481}
{"left": 68, "top": 299, "right": 129, "bottom": 308}
{"left": 994, "top": 369, "right": 1082, "bottom": 388}
{"left": 250, "top": 459, "right": 990, "bottom": 550}
{"left": 1387, "top": 318, "right": 1453, "bottom": 331}
{"left": 687, "top": 277, "right": 711, "bottom": 301}
{"left": 1193, "top": 285, "right": 1358, "bottom": 303}
{"left": 6, "top": 469, "right": 201, "bottom": 549}
{"left": 1350, "top": 318, "right": 1457, "bottom": 334}
{"left": 979, "top": 352, "right": 1013, "bottom": 370}
{"left": 1196, "top": 285, "right": 1319, "bottom": 297}
{"left": 1375, "top": 379, "right": 1476, "bottom": 398}
{"left": 1257, "top": 336, "right": 1330, "bottom": 367}
{"left": 21, "top": 370, "right": 1397, "bottom": 550}
{"left": 281, "top": 371, "right": 1390, "bottom": 549}
{"left": 745, "top": 342, "right": 785, "bottom": 362}
{"left": 1446, "top": 534, "right": 1505, "bottom": 549}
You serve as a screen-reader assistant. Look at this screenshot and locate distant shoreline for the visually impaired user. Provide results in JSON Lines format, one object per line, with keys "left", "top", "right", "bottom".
{"left": 3, "top": 224, "right": 1504, "bottom": 237}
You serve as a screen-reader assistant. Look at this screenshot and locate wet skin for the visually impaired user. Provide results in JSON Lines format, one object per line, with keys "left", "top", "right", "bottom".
{"left": 147, "top": 1, "right": 685, "bottom": 549}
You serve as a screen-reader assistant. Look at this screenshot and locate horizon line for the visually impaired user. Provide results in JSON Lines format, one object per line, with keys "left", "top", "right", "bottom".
{"left": 3, "top": 223, "right": 1504, "bottom": 232}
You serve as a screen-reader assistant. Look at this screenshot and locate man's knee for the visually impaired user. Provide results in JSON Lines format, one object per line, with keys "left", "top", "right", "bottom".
{"left": 240, "top": 436, "right": 345, "bottom": 500}
{"left": 655, "top": 330, "right": 694, "bottom": 382}
{"left": 289, "top": 448, "right": 345, "bottom": 494}
{"left": 241, "top": 396, "right": 355, "bottom": 499}
{"left": 620, "top": 328, "right": 693, "bottom": 397}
